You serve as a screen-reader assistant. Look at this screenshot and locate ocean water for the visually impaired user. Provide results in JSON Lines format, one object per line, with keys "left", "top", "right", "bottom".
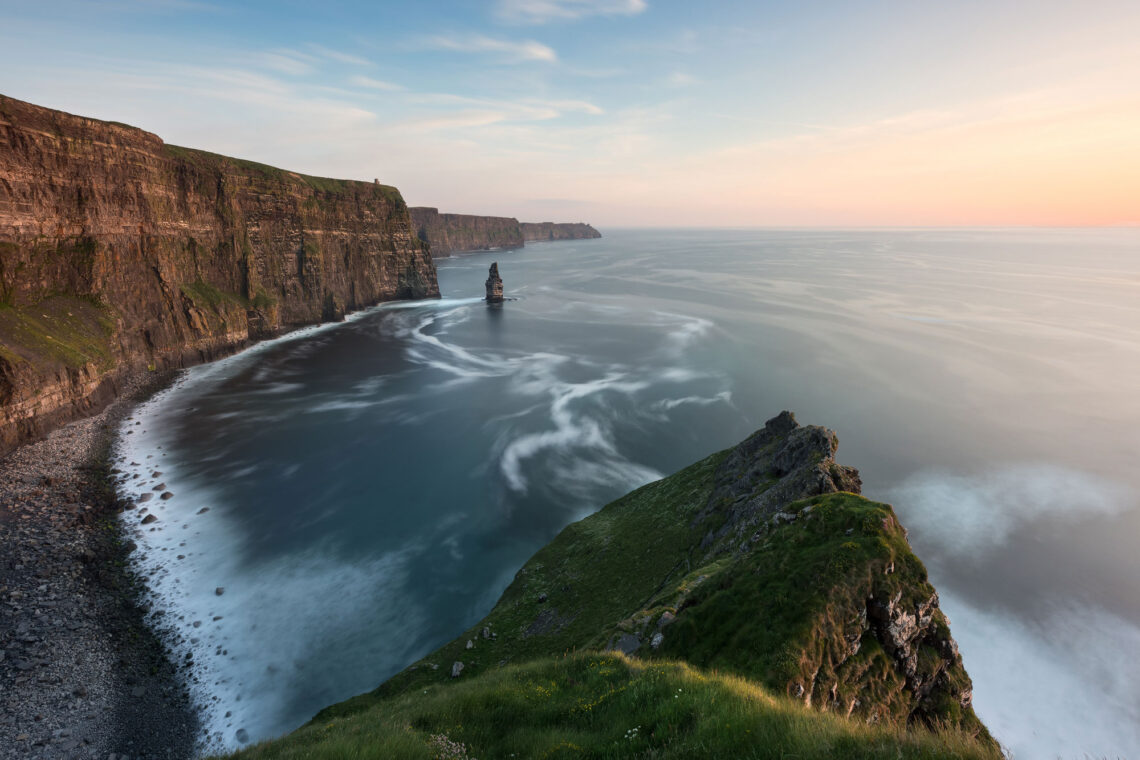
{"left": 114, "top": 229, "right": 1140, "bottom": 757}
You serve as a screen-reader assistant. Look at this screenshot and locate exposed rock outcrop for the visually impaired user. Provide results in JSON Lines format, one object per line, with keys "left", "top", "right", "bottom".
{"left": 409, "top": 207, "right": 523, "bottom": 257}
{"left": 364, "top": 412, "right": 988, "bottom": 742}
{"left": 520, "top": 222, "right": 601, "bottom": 242}
{"left": 0, "top": 93, "right": 439, "bottom": 454}
{"left": 485, "top": 262, "right": 504, "bottom": 303}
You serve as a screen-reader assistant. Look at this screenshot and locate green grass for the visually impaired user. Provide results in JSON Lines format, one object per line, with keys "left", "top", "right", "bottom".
{"left": 350, "top": 451, "right": 726, "bottom": 712}
{"left": 0, "top": 295, "right": 116, "bottom": 370}
{"left": 250, "top": 289, "right": 278, "bottom": 310}
{"left": 223, "top": 653, "right": 998, "bottom": 760}
{"left": 180, "top": 279, "right": 248, "bottom": 311}
{"left": 651, "top": 492, "right": 987, "bottom": 731}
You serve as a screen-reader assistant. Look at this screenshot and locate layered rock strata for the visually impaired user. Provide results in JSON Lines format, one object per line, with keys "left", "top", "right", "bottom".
{"left": 409, "top": 207, "right": 523, "bottom": 257}
{"left": 0, "top": 94, "right": 439, "bottom": 454}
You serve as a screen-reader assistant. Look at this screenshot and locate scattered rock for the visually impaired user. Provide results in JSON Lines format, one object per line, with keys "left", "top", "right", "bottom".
{"left": 215, "top": 587, "right": 225, "bottom": 596}
{"left": 608, "top": 633, "right": 642, "bottom": 656}
{"left": 236, "top": 728, "right": 250, "bottom": 744}
{"left": 140, "top": 514, "right": 158, "bottom": 525}
{"left": 160, "top": 492, "right": 174, "bottom": 500}
{"left": 450, "top": 661, "right": 464, "bottom": 678}
{"left": 465, "top": 639, "right": 474, "bottom": 650}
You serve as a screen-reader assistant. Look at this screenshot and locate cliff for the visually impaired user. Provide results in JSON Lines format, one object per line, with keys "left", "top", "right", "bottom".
{"left": 409, "top": 207, "right": 523, "bottom": 257}
{"left": 521, "top": 220, "right": 601, "bottom": 242}
{"left": 0, "top": 94, "right": 439, "bottom": 455}
{"left": 409, "top": 207, "right": 602, "bottom": 257}
{"left": 233, "top": 414, "right": 997, "bottom": 759}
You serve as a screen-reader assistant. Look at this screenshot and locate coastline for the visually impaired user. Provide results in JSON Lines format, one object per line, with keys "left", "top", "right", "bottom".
{"left": 0, "top": 296, "right": 443, "bottom": 758}
{"left": 0, "top": 370, "right": 199, "bottom": 759}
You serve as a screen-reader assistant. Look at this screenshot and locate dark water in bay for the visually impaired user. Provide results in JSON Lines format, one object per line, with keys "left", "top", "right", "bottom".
{"left": 115, "top": 229, "right": 1140, "bottom": 757}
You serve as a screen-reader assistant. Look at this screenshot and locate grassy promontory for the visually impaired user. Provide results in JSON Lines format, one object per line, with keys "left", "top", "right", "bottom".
{"left": 223, "top": 413, "right": 999, "bottom": 759}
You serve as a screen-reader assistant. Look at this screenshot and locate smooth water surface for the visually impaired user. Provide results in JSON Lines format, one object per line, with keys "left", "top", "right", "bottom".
{"left": 115, "top": 229, "right": 1140, "bottom": 757}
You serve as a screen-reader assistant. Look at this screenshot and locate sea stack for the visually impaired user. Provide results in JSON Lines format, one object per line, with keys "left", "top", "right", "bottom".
{"left": 485, "top": 262, "right": 504, "bottom": 303}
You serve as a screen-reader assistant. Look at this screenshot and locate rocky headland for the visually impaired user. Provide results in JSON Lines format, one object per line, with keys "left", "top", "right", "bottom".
{"left": 0, "top": 93, "right": 439, "bottom": 457}
{"left": 410, "top": 206, "right": 601, "bottom": 257}
{"left": 520, "top": 221, "right": 601, "bottom": 242}
{"left": 236, "top": 412, "right": 996, "bottom": 759}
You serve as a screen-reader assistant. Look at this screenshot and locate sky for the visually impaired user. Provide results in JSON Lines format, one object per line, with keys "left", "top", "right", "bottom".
{"left": 1, "top": 0, "right": 1138, "bottom": 227}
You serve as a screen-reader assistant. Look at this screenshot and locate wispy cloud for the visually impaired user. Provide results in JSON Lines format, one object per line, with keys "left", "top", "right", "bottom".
{"left": 252, "top": 51, "right": 314, "bottom": 76}
{"left": 424, "top": 34, "right": 557, "bottom": 63}
{"left": 666, "top": 71, "right": 698, "bottom": 87}
{"left": 350, "top": 75, "right": 402, "bottom": 92}
{"left": 306, "top": 43, "right": 373, "bottom": 67}
{"left": 398, "top": 94, "right": 603, "bottom": 132}
{"left": 497, "top": 0, "right": 647, "bottom": 25}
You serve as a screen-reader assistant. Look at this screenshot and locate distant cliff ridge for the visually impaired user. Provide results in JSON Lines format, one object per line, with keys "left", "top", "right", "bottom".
{"left": 521, "top": 221, "right": 601, "bottom": 242}
{"left": 410, "top": 207, "right": 601, "bottom": 257}
{"left": 0, "top": 93, "right": 439, "bottom": 454}
{"left": 409, "top": 207, "right": 523, "bottom": 257}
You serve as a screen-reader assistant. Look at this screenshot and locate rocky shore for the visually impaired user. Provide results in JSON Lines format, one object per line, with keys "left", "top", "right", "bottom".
{"left": 0, "top": 372, "right": 197, "bottom": 760}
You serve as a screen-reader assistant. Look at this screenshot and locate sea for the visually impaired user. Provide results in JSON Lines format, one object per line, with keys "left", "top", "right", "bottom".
{"left": 112, "top": 228, "right": 1140, "bottom": 757}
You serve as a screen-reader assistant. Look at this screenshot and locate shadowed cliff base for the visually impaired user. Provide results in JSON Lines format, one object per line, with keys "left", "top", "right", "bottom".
{"left": 0, "top": 93, "right": 439, "bottom": 455}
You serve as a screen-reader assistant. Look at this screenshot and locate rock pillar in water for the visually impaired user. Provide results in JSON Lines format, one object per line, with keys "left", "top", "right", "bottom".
{"left": 485, "top": 262, "right": 504, "bottom": 303}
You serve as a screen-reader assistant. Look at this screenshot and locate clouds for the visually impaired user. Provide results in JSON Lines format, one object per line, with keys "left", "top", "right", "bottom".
{"left": 350, "top": 75, "right": 402, "bottom": 92}
{"left": 496, "top": 0, "right": 647, "bottom": 25}
{"left": 423, "top": 33, "right": 557, "bottom": 63}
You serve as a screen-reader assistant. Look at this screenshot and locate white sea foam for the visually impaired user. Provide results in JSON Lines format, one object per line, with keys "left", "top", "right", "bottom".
{"left": 499, "top": 373, "right": 651, "bottom": 493}
{"left": 941, "top": 591, "right": 1140, "bottom": 758}
{"left": 653, "top": 390, "right": 733, "bottom": 412}
{"left": 115, "top": 295, "right": 728, "bottom": 753}
{"left": 888, "top": 465, "right": 1140, "bottom": 756}
{"left": 889, "top": 465, "right": 1131, "bottom": 558}
{"left": 116, "top": 400, "right": 426, "bottom": 753}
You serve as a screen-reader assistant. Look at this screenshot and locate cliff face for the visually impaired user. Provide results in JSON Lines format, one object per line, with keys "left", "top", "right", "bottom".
{"left": 409, "top": 207, "right": 523, "bottom": 257}
{"left": 520, "top": 221, "right": 601, "bottom": 242}
{"left": 0, "top": 94, "right": 438, "bottom": 454}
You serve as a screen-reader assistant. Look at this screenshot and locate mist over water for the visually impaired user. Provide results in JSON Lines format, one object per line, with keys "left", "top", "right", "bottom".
{"left": 114, "top": 229, "right": 1140, "bottom": 756}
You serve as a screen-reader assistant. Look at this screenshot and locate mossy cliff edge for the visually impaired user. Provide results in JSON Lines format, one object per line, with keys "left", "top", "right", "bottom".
{"left": 229, "top": 413, "right": 997, "bottom": 759}
{"left": 0, "top": 94, "right": 439, "bottom": 454}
